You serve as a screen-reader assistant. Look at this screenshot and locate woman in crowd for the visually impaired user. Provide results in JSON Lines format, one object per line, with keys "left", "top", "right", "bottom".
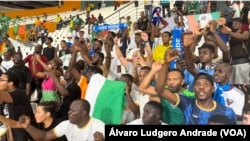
{"left": 35, "top": 102, "right": 67, "bottom": 141}
{"left": 32, "top": 55, "right": 63, "bottom": 103}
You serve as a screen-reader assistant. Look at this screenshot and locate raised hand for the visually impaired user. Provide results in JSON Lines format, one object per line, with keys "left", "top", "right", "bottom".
{"left": 217, "top": 18, "right": 226, "bottom": 26}
{"left": 35, "top": 54, "right": 41, "bottom": 61}
{"left": 210, "top": 20, "right": 218, "bottom": 32}
{"left": 164, "top": 49, "right": 179, "bottom": 63}
{"left": 137, "top": 52, "right": 147, "bottom": 67}
{"left": 132, "top": 51, "right": 140, "bottom": 68}
{"left": 151, "top": 61, "right": 162, "bottom": 72}
{"left": 141, "top": 32, "right": 149, "bottom": 42}
{"left": 73, "top": 44, "right": 83, "bottom": 51}
{"left": 182, "top": 32, "right": 194, "bottom": 48}
{"left": 176, "top": 60, "right": 187, "bottom": 70}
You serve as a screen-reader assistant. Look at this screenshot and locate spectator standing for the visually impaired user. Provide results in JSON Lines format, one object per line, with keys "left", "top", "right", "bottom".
{"left": 34, "top": 17, "right": 42, "bottom": 38}
{"left": 24, "top": 44, "right": 48, "bottom": 102}
{"left": 98, "top": 13, "right": 104, "bottom": 24}
{"left": 55, "top": 14, "right": 63, "bottom": 30}
{"left": 43, "top": 37, "right": 56, "bottom": 61}
{"left": 137, "top": 11, "right": 150, "bottom": 32}
{"left": 58, "top": 40, "right": 70, "bottom": 58}
{"left": 240, "top": 1, "right": 250, "bottom": 31}
{"left": 221, "top": 1, "right": 235, "bottom": 28}
{"left": 160, "top": 0, "right": 171, "bottom": 18}
{"left": 74, "top": 14, "right": 84, "bottom": 28}
{"left": 8, "top": 52, "right": 33, "bottom": 96}
{"left": 144, "top": 0, "right": 153, "bottom": 21}
{"left": 1, "top": 50, "right": 14, "bottom": 70}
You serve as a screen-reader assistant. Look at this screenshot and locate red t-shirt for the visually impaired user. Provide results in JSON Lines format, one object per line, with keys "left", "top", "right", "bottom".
{"left": 23, "top": 54, "right": 48, "bottom": 78}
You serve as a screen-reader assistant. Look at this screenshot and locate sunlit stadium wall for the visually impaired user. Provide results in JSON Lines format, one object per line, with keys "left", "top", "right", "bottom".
{"left": 4, "top": 1, "right": 81, "bottom": 18}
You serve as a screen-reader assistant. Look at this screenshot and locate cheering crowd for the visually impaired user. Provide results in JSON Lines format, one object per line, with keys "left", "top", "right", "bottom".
{"left": 0, "top": 0, "right": 249, "bottom": 141}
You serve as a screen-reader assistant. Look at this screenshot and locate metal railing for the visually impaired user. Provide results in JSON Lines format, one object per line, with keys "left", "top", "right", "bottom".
{"left": 103, "top": 1, "right": 136, "bottom": 24}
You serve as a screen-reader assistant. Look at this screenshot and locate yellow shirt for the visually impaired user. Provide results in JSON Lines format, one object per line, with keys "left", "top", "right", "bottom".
{"left": 35, "top": 20, "right": 41, "bottom": 27}
{"left": 55, "top": 16, "right": 61, "bottom": 23}
{"left": 69, "top": 20, "right": 74, "bottom": 28}
{"left": 153, "top": 44, "right": 172, "bottom": 64}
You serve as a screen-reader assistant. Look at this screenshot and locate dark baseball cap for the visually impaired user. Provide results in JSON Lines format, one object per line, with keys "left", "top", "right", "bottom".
{"left": 194, "top": 73, "right": 214, "bottom": 86}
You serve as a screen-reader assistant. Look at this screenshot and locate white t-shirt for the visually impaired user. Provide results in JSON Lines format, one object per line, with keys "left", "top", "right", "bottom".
{"left": 103, "top": 49, "right": 121, "bottom": 80}
{"left": 198, "top": 13, "right": 212, "bottom": 29}
{"left": 53, "top": 118, "right": 105, "bottom": 141}
{"left": 138, "top": 93, "right": 150, "bottom": 118}
{"left": 72, "top": 30, "right": 80, "bottom": 40}
{"left": 223, "top": 87, "right": 245, "bottom": 116}
{"left": 231, "top": 2, "right": 244, "bottom": 18}
{"left": 128, "top": 32, "right": 136, "bottom": 51}
{"left": 1, "top": 60, "right": 14, "bottom": 70}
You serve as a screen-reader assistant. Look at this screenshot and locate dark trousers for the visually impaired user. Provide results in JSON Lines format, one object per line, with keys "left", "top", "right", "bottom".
{"left": 134, "top": 0, "right": 138, "bottom": 7}
{"left": 30, "top": 78, "right": 43, "bottom": 103}
{"left": 162, "top": 4, "right": 170, "bottom": 17}
{"left": 56, "top": 23, "right": 63, "bottom": 30}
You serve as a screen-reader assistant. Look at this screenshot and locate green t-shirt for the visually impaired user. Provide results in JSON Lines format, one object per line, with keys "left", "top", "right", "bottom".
{"left": 74, "top": 18, "right": 84, "bottom": 26}
{"left": 161, "top": 87, "right": 195, "bottom": 125}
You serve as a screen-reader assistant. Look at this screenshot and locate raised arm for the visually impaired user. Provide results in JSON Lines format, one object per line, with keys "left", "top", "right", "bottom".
{"left": 36, "top": 55, "right": 51, "bottom": 72}
{"left": 119, "top": 28, "right": 128, "bottom": 42}
{"left": 49, "top": 71, "right": 69, "bottom": 96}
{"left": 141, "top": 32, "right": 153, "bottom": 66}
{"left": 125, "top": 85, "right": 140, "bottom": 119}
{"left": 0, "top": 115, "right": 19, "bottom": 128}
{"left": 229, "top": 30, "right": 249, "bottom": 40}
{"left": 149, "top": 23, "right": 156, "bottom": 42}
{"left": 209, "top": 22, "right": 231, "bottom": 62}
{"left": 189, "top": 23, "right": 202, "bottom": 64}
{"left": 131, "top": 55, "right": 140, "bottom": 86}
{"left": 138, "top": 61, "right": 162, "bottom": 96}
{"left": 18, "top": 115, "right": 57, "bottom": 141}
{"left": 32, "top": 55, "right": 46, "bottom": 79}
{"left": 75, "top": 42, "right": 93, "bottom": 67}
{"left": 104, "top": 40, "right": 111, "bottom": 71}
{"left": 183, "top": 32, "right": 199, "bottom": 77}
{"left": 68, "top": 46, "right": 81, "bottom": 82}
{"left": 114, "top": 37, "right": 128, "bottom": 69}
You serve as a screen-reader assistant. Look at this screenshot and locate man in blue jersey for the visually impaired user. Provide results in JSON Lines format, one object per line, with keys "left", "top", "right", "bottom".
{"left": 183, "top": 29, "right": 231, "bottom": 92}
{"left": 183, "top": 43, "right": 215, "bottom": 91}
{"left": 155, "top": 48, "right": 237, "bottom": 124}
